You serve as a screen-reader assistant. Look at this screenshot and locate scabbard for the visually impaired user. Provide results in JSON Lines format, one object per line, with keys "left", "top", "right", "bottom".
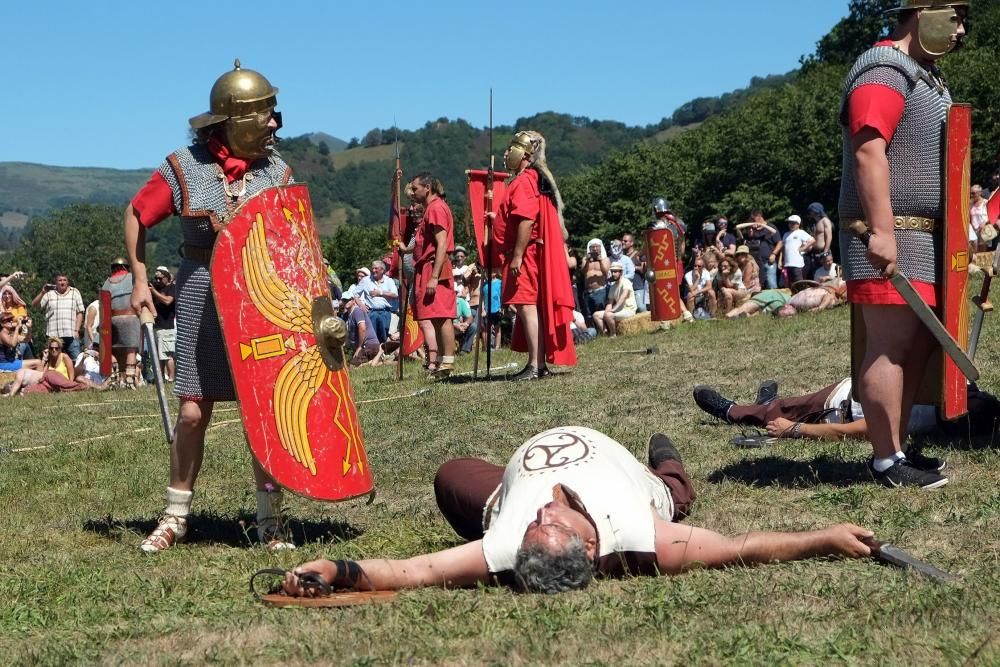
{"left": 141, "top": 311, "right": 174, "bottom": 444}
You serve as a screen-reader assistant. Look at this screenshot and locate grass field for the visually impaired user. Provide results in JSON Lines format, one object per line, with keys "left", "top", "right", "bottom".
{"left": 1, "top": 302, "right": 997, "bottom": 665}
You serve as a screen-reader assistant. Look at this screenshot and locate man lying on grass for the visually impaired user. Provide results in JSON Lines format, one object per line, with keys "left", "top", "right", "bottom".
{"left": 282, "top": 426, "right": 874, "bottom": 596}
{"left": 693, "top": 379, "right": 1000, "bottom": 489}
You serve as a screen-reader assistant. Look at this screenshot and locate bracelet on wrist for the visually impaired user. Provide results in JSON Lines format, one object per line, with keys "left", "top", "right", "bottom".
{"left": 791, "top": 422, "right": 803, "bottom": 439}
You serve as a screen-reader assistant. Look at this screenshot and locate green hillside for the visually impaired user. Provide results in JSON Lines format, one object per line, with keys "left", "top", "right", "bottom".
{"left": 0, "top": 162, "right": 149, "bottom": 217}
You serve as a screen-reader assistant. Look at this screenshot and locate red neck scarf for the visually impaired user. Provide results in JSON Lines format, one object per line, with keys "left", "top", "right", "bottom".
{"left": 207, "top": 137, "right": 252, "bottom": 182}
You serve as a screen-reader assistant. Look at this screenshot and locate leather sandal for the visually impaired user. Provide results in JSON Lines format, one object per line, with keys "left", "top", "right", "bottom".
{"left": 140, "top": 515, "right": 187, "bottom": 553}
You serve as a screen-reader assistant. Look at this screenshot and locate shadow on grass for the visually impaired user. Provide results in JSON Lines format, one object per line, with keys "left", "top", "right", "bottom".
{"left": 84, "top": 512, "right": 363, "bottom": 548}
{"left": 708, "top": 455, "right": 871, "bottom": 488}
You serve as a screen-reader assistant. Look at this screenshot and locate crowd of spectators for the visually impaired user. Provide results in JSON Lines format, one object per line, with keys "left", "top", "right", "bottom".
{"left": 0, "top": 262, "right": 180, "bottom": 396}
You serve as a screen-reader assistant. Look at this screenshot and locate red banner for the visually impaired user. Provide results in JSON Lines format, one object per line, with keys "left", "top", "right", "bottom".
{"left": 466, "top": 169, "right": 509, "bottom": 267}
{"left": 988, "top": 182, "right": 1000, "bottom": 226}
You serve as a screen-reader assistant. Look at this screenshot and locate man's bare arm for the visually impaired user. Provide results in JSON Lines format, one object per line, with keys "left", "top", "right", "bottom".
{"left": 766, "top": 416, "right": 869, "bottom": 441}
{"left": 654, "top": 519, "right": 873, "bottom": 575}
{"left": 284, "top": 540, "right": 491, "bottom": 593}
{"left": 124, "top": 204, "right": 155, "bottom": 315}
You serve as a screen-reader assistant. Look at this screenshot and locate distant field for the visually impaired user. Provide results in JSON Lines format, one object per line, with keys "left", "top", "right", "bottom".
{"left": 1, "top": 299, "right": 997, "bottom": 664}
{"left": 0, "top": 211, "right": 29, "bottom": 228}
{"left": 332, "top": 143, "right": 399, "bottom": 169}
{"left": 0, "top": 162, "right": 149, "bottom": 215}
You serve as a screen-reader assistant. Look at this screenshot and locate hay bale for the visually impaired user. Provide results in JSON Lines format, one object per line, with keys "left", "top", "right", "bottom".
{"left": 974, "top": 251, "right": 994, "bottom": 270}
{"left": 615, "top": 311, "right": 662, "bottom": 336}
{"left": 0, "top": 370, "right": 15, "bottom": 386}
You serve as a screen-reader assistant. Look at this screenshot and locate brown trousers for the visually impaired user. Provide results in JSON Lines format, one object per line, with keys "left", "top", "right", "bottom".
{"left": 727, "top": 383, "right": 839, "bottom": 427}
{"left": 434, "top": 456, "right": 697, "bottom": 542}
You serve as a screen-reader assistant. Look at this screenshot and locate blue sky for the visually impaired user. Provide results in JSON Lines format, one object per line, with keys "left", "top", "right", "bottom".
{"left": 3, "top": 1, "right": 850, "bottom": 170}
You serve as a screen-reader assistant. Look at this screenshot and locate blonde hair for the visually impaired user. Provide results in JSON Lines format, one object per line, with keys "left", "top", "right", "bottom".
{"left": 521, "top": 130, "right": 568, "bottom": 241}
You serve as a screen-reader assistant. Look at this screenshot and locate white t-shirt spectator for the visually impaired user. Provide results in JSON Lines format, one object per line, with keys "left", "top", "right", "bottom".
{"left": 607, "top": 279, "right": 637, "bottom": 316}
{"left": 684, "top": 268, "right": 711, "bottom": 291}
{"left": 781, "top": 229, "right": 814, "bottom": 269}
{"left": 74, "top": 351, "right": 107, "bottom": 384}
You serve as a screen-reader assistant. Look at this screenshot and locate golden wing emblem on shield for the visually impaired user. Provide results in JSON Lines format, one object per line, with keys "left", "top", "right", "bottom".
{"left": 242, "top": 214, "right": 336, "bottom": 475}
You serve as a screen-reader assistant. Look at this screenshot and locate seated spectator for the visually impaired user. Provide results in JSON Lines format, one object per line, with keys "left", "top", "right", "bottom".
{"left": 74, "top": 343, "right": 111, "bottom": 389}
{"left": 1, "top": 272, "right": 34, "bottom": 359}
{"left": 582, "top": 239, "right": 610, "bottom": 321}
{"left": 684, "top": 257, "right": 717, "bottom": 318}
{"left": 0, "top": 312, "right": 42, "bottom": 374}
{"left": 716, "top": 256, "right": 747, "bottom": 313}
{"left": 20, "top": 337, "right": 90, "bottom": 394}
{"left": 454, "top": 293, "right": 474, "bottom": 353}
{"left": 1, "top": 367, "right": 44, "bottom": 396}
{"left": 570, "top": 309, "right": 597, "bottom": 345}
{"left": 734, "top": 245, "right": 761, "bottom": 295}
{"left": 593, "top": 262, "right": 637, "bottom": 337}
{"left": 725, "top": 288, "right": 790, "bottom": 319}
{"left": 344, "top": 297, "right": 381, "bottom": 367}
{"left": 812, "top": 252, "right": 841, "bottom": 284}
{"left": 775, "top": 284, "right": 846, "bottom": 318}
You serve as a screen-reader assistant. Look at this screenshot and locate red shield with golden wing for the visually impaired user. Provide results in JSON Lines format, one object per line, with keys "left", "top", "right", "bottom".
{"left": 645, "top": 227, "right": 683, "bottom": 322}
{"left": 935, "top": 103, "right": 973, "bottom": 420}
{"left": 211, "top": 184, "right": 373, "bottom": 502}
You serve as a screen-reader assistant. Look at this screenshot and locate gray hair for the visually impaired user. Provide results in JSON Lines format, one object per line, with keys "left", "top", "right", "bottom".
{"left": 371, "top": 260, "right": 386, "bottom": 271}
{"left": 514, "top": 535, "right": 593, "bottom": 594}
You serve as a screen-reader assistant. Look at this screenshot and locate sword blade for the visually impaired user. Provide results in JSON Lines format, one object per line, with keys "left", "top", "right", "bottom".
{"left": 141, "top": 312, "right": 175, "bottom": 444}
{"left": 887, "top": 269, "right": 979, "bottom": 381}
{"left": 874, "top": 542, "right": 958, "bottom": 583}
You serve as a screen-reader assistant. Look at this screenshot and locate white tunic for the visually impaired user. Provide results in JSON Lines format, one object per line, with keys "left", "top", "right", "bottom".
{"left": 480, "top": 426, "right": 674, "bottom": 574}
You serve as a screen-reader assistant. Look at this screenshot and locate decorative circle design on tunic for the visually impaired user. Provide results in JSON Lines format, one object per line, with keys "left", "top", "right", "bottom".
{"left": 521, "top": 431, "right": 590, "bottom": 471}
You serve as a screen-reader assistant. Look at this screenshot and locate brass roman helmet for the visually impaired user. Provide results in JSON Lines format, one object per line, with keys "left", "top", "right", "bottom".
{"left": 889, "top": 0, "right": 969, "bottom": 57}
{"left": 189, "top": 59, "right": 281, "bottom": 159}
{"left": 110, "top": 257, "right": 129, "bottom": 269}
{"left": 503, "top": 131, "right": 535, "bottom": 171}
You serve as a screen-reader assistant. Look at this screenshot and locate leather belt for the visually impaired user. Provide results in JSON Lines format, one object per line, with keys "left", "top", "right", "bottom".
{"left": 849, "top": 217, "right": 938, "bottom": 233}
{"left": 182, "top": 244, "right": 213, "bottom": 262}
{"left": 111, "top": 308, "right": 136, "bottom": 317}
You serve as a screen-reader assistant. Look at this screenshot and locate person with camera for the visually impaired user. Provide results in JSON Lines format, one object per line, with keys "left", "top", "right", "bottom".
{"left": 149, "top": 266, "right": 176, "bottom": 382}
{"left": 32, "top": 273, "right": 84, "bottom": 359}
{"left": 0, "top": 312, "right": 43, "bottom": 376}
{"left": 1, "top": 272, "right": 34, "bottom": 359}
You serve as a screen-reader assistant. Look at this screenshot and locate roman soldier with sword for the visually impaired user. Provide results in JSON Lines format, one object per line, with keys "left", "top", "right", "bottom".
{"left": 838, "top": 0, "right": 970, "bottom": 489}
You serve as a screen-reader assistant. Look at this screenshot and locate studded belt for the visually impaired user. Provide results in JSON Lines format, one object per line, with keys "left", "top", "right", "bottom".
{"left": 848, "top": 217, "right": 938, "bottom": 233}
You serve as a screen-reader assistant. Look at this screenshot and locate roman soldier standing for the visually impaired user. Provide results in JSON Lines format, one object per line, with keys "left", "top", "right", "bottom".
{"left": 838, "top": 1, "right": 968, "bottom": 488}
{"left": 493, "top": 131, "right": 576, "bottom": 380}
{"left": 125, "top": 60, "right": 296, "bottom": 551}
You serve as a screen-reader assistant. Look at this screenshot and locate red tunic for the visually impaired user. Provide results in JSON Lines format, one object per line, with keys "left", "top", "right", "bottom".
{"left": 845, "top": 39, "right": 935, "bottom": 307}
{"left": 500, "top": 169, "right": 576, "bottom": 367}
{"left": 413, "top": 197, "right": 456, "bottom": 320}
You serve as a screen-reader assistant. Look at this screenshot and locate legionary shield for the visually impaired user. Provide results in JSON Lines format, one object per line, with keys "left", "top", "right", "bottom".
{"left": 929, "top": 103, "right": 973, "bottom": 420}
{"left": 98, "top": 289, "right": 112, "bottom": 377}
{"left": 645, "top": 227, "right": 683, "bottom": 322}
{"left": 211, "top": 184, "right": 374, "bottom": 502}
